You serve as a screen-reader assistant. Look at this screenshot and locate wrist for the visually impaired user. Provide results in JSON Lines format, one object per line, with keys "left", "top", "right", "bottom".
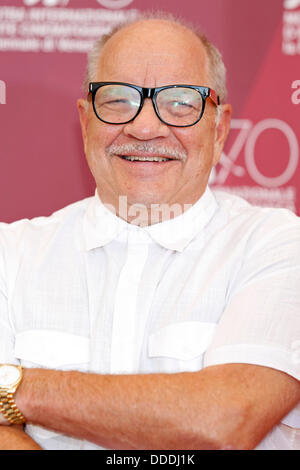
{"left": 0, "top": 364, "right": 26, "bottom": 425}
{"left": 14, "top": 367, "right": 50, "bottom": 426}
{"left": 14, "top": 367, "right": 32, "bottom": 424}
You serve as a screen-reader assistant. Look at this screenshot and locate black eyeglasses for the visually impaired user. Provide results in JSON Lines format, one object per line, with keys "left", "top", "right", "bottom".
{"left": 88, "top": 82, "right": 220, "bottom": 128}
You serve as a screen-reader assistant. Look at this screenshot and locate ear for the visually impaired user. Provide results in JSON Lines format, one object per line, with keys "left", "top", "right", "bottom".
{"left": 77, "top": 98, "right": 89, "bottom": 154}
{"left": 213, "top": 103, "right": 232, "bottom": 166}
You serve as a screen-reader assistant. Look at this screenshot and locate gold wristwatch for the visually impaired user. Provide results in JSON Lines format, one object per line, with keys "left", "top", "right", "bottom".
{"left": 0, "top": 364, "right": 26, "bottom": 424}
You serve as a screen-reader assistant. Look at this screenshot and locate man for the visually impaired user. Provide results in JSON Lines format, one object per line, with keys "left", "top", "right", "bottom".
{"left": 0, "top": 13, "right": 299, "bottom": 450}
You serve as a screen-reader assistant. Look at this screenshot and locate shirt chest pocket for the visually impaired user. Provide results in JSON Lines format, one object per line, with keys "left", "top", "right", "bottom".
{"left": 148, "top": 321, "right": 217, "bottom": 373}
{"left": 14, "top": 330, "right": 90, "bottom": 371}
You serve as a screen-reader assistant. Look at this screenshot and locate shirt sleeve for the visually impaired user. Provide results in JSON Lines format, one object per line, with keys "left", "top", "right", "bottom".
{"left": 204, "top": 209, "right": 300, "bottom": 382}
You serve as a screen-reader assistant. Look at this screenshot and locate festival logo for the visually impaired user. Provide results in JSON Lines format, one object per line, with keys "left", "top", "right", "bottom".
{"left": 1, "top": 1, "right": 138, "bottom": 54}
{"left": 210, "top": 116, "right": 299, "bottom": 212}
{"left": 213, "top": 118, "right": 299, "bottom": 188}
{"left": 282, "top": 0, "right": 300, "bottom": 55}
{"left": 284, "top": 0, "right": 300, "bottom": 9}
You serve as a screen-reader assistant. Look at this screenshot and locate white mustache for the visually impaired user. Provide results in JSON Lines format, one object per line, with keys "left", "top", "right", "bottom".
{"left": 106, "top": 143, "right": 187, "bottom": 162}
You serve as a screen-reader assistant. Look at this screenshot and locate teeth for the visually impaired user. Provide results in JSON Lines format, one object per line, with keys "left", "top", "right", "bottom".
{"left": 121, "top": 156, "right": 171, "bottom": 162}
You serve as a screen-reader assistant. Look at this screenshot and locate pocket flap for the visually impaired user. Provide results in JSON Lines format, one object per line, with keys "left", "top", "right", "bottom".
{"left": 148, "top": 321, "right": 217, "bottom": 360}
{"left": 15, "top": 330, "right": 90, "bottom": 368}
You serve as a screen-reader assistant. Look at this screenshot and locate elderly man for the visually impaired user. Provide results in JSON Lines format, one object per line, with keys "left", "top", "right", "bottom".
{"left": 0, "top": 13, "right": 299, "bottom": 450}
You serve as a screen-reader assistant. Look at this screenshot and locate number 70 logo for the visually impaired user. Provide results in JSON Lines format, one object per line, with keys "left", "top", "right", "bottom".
{"left": 214, "top": 118, "right": 299, "bottom": 188}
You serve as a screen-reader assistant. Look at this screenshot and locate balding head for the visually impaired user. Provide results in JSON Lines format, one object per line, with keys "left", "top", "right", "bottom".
{"left": 83, "top": 12, "right": 227, "bottom": 104}
{"left": 96, "top": 19, "right": 209, "bottom": 89}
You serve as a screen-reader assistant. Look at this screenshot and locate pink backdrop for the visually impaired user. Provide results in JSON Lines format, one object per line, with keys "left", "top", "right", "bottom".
{"left": 0, "top": 0, "right": 299, "bottom": 222}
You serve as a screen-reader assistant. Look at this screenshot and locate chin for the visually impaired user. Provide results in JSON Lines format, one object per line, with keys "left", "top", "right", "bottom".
{"left": 134, "top": 183, "right": 177, "bottom": 201}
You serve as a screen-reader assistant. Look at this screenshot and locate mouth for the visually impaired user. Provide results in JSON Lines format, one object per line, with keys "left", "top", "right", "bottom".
{"left": 107, "top": 143, "right": 186, "bottom": 166}
{"left": 117, "top": 155, "right": 179, "bottom": 163}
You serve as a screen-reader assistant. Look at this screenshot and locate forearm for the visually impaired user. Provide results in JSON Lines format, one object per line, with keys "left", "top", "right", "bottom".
{"left": 0, "top": 425, "right": 42, "bottom": 450}
{"left": 15, "top": 367, "right": 236, "bottom": 450}
{"left": 14, "top": 365, "right": 300, "bottom": 450}
{"left": 16, "top": 368, "right": 214, "bottom": 450}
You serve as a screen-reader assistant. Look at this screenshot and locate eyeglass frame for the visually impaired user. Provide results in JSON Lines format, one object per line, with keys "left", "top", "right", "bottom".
{"left": 88, "top": 81, "right": 220, "bottom": 128}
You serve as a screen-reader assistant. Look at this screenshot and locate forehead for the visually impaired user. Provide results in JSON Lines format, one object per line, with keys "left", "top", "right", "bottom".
{"left": 96, "top": 20, "right": 209, "bottom": 87}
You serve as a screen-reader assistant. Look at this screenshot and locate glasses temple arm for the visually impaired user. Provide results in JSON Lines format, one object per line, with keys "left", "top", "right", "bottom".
{"left": 209, "top": 89, "right": 220, "bottom": 106}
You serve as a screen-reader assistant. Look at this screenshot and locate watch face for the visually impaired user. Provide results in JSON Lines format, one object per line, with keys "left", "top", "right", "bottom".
{"left": 0, "top": 365, "right": 21, "bottom": 387}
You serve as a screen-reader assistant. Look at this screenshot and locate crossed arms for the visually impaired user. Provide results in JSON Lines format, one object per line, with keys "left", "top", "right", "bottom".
{"left": 1, "top": 362, "right": 299, "bottom": 450}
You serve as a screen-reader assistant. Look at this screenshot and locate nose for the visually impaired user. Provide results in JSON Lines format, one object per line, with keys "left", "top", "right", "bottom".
{"left": 122, "top": 98, "right": 170, "bottom": 140}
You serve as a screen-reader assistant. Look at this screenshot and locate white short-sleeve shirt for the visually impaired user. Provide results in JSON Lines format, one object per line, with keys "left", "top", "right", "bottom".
{"left": 0, "top": 187, "right": 299, "bottom": 450}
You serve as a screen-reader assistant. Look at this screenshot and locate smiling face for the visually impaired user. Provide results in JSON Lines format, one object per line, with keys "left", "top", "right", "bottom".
{"left": 78, "top": 19, "right": 231, "bottom": 222}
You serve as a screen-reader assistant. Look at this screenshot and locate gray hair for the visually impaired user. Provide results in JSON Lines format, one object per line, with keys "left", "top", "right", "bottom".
{"left": 83, "top": 11, "right": 227, "bottom": 121}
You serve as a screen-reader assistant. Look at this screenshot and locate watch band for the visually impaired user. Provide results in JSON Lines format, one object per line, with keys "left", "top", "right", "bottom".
{"left": 0, "top": 389, "right": 26, "bottom": 424}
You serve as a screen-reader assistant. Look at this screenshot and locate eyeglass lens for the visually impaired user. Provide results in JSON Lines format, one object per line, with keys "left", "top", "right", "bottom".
{"left": 93, "top": 84, "right": 140, "bottom": 124}
{"left": 93, "top": 84, "right": 204, "bottom": 126}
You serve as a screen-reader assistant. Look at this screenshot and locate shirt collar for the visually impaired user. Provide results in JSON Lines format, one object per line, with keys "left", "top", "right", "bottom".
{"left": 82, "top": 187, "right": 218, "bottom": 252}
